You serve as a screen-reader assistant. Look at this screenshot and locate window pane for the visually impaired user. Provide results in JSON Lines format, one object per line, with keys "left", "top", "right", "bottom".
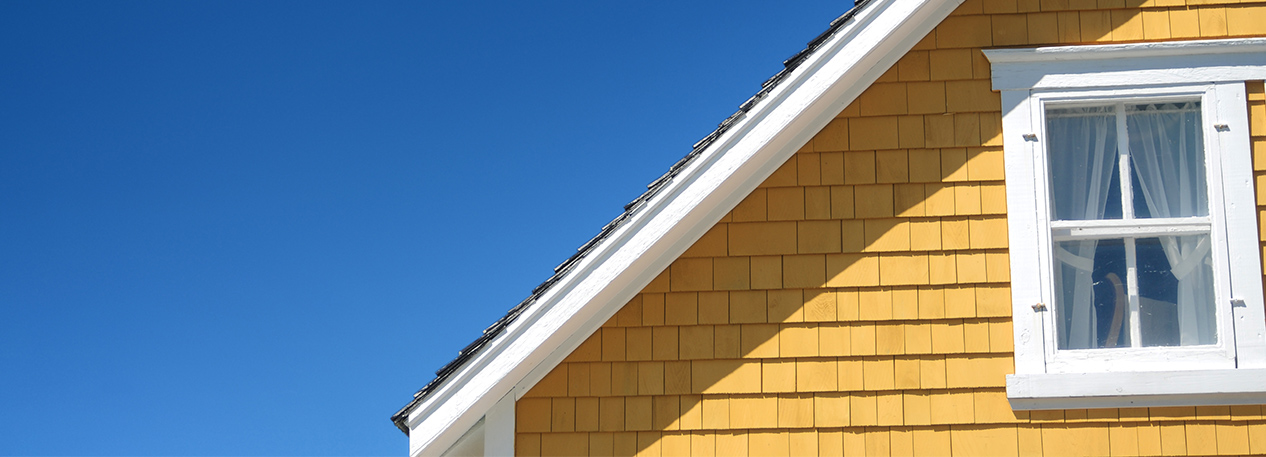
{"left": 1047, "top": 106, "right": 1121, "bottom": 221}
{"left": 1137, "top": 235, "right": 1216, "bottom": 347}
{"left": 1127, "top": 102, "right": 1208, "bottom": 218}
{"left": 1054, "top": 238, "right": 1130, "bottom": 349}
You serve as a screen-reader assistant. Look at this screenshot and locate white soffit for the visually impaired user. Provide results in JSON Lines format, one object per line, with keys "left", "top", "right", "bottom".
{"left": 404, "top": 1, "right": 965, "bottom": 455}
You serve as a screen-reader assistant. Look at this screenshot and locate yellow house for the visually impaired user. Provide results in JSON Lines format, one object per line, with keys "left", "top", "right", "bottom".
{"left": 393, "top": 0, "right": 1266, "bottom": 455}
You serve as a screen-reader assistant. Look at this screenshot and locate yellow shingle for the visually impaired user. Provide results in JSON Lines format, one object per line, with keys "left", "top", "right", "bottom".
{"left": 678, "top": 396, "right": 702, "bottom": 431}
{"left": 852, "top": 324, "right": 878, "bottom": 356}
{"left": 838, "top": 289, "right": 860, "bottom": 321}
{"left": 697, "top": 291, "right": 728, "bottom": 325}
{"left": 568, "top": 363, "right": 590, "bottom": 397}
{"left": 955, "top": 182, "right": 983, "bottom": 215}
{"left": 895, "top": 183, "right": 926, "bottom": 217}
{"left": 1228, "top": 5, "right": 1266, "bottom": 36}
{"left": 780, "top": 324, "right": 819, "bottom": 357}
{"left": 576, "top": 397, "right": 599, "bottom": 432}
{"left": 550, "top": 397, "right": 576, "bottom": 432}
{"left": 918, "top": 287, "right": 947, "bottom": 319}
{"left": 731, "top": 188, "right": 767, "bottom": 222}
{"left": 1111, "top": 8, "right": 1143, "bottom": 41}
{"left": 798, "top": 220, "right": 842, "bottom": 254}
{"left": 941, "top": 217, "right": 970, "bottom": 250}
{"left": 906, "top": 322, "right": 933, "bottom": 354}
{"left": 931, "top": 320, "right": 966, "bottom": 354}
{"left": 815, "top": 119, "right": 849, "bottom": 152}
{"left": 682, "top": 224, "right": 728, "bottom": 258}
{"left": 844, "top": 151, "right": 877, "bottom": 185}
{"left": 850, "top": 392, "right": 879, "bottom": 426}
{"left": 741, "top": 324, "right": 780, "bottom": 358}
{"left": 930, "top": 390, "right": 975, "bottom": 424}
{"left": 814, "top": 394, "right": 850, "bottom": 427}
{"left": 1080, "top": 9, "right": 1112, "bottom": 41}
{"left": 831, "top": 185, "right": 856, "bottom": 221}
{"left": 899, "top": 115, "right": 927, "bottom": 149}
{"left": 945, "top": 80, "right": 1000, "bottom": 113}
{"left": 660, "top": 432, "right": 689, "bottom": 455}
{"left": 665, "top": 292, "right": 698, "bottom": 326}
{"left": 862, "top": 357, "right": 896, "bottom": 390}
{"left": 670, "top": 258, "right": 713, "bottom": 292}
{"left": 865, "top": 218, "right": 911, "bottom": 252}
{"left": 652, "top": 327, "right": 679, "bottom": 361}
{"left": 908, "top": 81, "right": 948, "bottom": 114}
{"left": 920, "top": 356, "right": 947, "bottom": 389}
{"left": 730, "top": 290, "right": 766, "bottom": 324}
{"left": 899, "top": 50, "right": 931, "bottom": 82}
{"left": 767, "top": 289, "right": 803, "bottom": 323}
{"left": 728, "top": 221, "right": 797, "bottom": 256}
{"left": 762, "top": 359, "right": 796, "bottom": 393}
{"left": 956, "top": 251, "right": 989, "bottom": 284}
{"left": 803, "top": 289, "right": 837, "bottom": 322}
{"left": 665, "top": 360, "right": 691, "bottom": 395}
{"left": 839, "top": 358, "right": 865, "bottom": 390}
{"left": 819, "top": 324, "right": 851, "bottom": 357}
{"left": 627, "top": 327, "right": 652, "bottom": 361}
{"left": 600, "top": 398, "right": 626, "bottom": 431}
{"left": 767, "top": 187, "right": 805, "bottom": 221}
{"left": 924, "top": 183, "right": 956, "bottom": 217}
{"left": 730, "top": 395, "right": 778, "bottom": 429}
{"left": 953, "top": 426, "right": 1020, "bottom": 456}
{"left": 1169, "top": 8, "right": 1200, "bottom": 38}
{"left": 714, "top": 325, "right": 741, "bottom": 359}
{"left": 858, "top": 287, "right": 894, "bottom": 320}
{"left": 797, "top": 152, "right": 821, "bottom": 186}
{"left": 638, "top": 361, "right": 664, "bottom": 395}
{"left": 827, "top": 253, "right": 881, "bottom": 287}
{"left": 1142, "top": 9, "right": 1171, "bottom": 40}
{"left": 850, "top": 116, "right": 901, "bottom": 151}
{"left": 1198, "top": 6, "right": 1228, "bottom": 37}
{"left": 517, "top": 398, "right": 552, "bottom": 433}
{"left": 797, "top": 359, "right": 838, "bottom": 392}
{"left": 876, "top": 323, "right": 907, "bottom": 355}
{"left": 861, "top": 83, "right": 910, "bottom": 116}
{"left": 893, "top": 287, "right": 919, "bottom": 319}
{"left": 985, "top": 250, "right": 1010, "bottom": 282}
{"left": 1028, "top": 11, "right": 1059, "bottom": 43}
{"left": 908, "top": 149, "right": 941, "bottom": 183}
{"left": 693, "top": 359, "right": 761, "bottom": 394}
{"left": 925, "top": 114, "right": 955, "bottom": 148}
{"left": 880, "top": 253, "right": 931, "bottom": 286}
{"left": 936, "top": 15, "right": 994, "bottom": 48}
{"left": 679, "top": 326, "right": 713, "bottom": 360}
{"left": 783, "top": 254, "right": 826, "bottom": 289}
{"left": 954, "top": 113, "right": 982, "bottom": 147}
{"left": 749, "top": 255, "right": 782, "bottom": 290}
{"left": 712, "top": 257, "right": 750, "bottom": 291}
{"left": 805, "top": 186, "right": 831, "bottom": 220}
{"left": 516, "top": 433, "right": 541, "bottom": 457}
{"left": 700, "top": 397, "right": 728, "bottom": 430}
{"left": 895, "top": 357, "right": 921, "bottom": 389}
{"left": 1218, "top": 422, "right": 1253, "bottom": 455}
{"left": 820, "top": 152, "right": 845, "bottom": 185}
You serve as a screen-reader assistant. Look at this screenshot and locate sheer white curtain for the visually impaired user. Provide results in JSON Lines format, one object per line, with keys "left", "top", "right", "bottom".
{"left": 1048, "top": 107, "right": 1118, "bottom": 349}
{"left": 1128, "top": 102, "right": 1216, "bottom": 345}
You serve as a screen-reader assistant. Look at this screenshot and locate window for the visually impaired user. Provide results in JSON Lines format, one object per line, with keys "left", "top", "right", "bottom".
{"left": 985, "top": 38, "right": 1266, "bottom": 409}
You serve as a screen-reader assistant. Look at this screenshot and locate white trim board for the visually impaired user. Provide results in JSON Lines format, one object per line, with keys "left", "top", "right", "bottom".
{"left": 1008, "top": 369, "right": 1266, "bottom": 410}
{"left": 403, "top": 1, "right": 965, "bottom": 455}
{"left": 984, "top": 38, "right": 1266, "bottom": 91}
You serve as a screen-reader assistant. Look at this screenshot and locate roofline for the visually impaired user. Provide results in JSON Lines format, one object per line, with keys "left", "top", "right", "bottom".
{"left": 400, "top": 1, "right": 963, "bottom": 454}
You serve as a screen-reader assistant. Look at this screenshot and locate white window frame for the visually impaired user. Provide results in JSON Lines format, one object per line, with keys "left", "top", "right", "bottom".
{"left": 985, "top": 38, "right": 1266, "bottom": 410}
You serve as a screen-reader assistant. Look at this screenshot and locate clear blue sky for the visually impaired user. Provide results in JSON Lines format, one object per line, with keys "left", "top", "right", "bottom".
{"left": 0, "top": 1, "right": 846, "bottom": 455}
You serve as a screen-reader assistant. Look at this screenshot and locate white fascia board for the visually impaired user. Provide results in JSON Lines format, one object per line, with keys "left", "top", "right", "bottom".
{"left": 1008, "top": 369, "right": 1266, "bottom": 410}
{"left": 984, "top": 38, "right": 1266, "bottom": 91}
{"left": 404, "top": 1, "right": 964, "bottom": 455}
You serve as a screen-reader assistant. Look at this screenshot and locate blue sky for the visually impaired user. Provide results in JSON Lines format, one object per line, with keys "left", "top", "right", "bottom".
{"left": 0, "top": 1, "right": 846, "bottom": 455}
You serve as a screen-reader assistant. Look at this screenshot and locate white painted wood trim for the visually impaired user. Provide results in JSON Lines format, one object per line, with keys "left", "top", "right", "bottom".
{"left": 984, "top": 38, "right": 1266, "bottom": 91}
{"left": 1007, "top": 369, "right": 1266, "bottom": 410}
{"left": 992, "top": 38, "right": 1266, "bottom": 407}
{"left": 404, "top": 1, "right": 965, "bottom": 455}
{"left": 1213, "top": 82, "right": 1266, "bottom": 368}
{"left": 482, "top": 393, "right": 514, "bottom": 457}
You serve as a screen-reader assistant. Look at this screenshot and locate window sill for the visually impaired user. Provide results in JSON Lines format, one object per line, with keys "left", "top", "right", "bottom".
{"left": 1007, "top": 369, "right": 1266, "bottom": 410}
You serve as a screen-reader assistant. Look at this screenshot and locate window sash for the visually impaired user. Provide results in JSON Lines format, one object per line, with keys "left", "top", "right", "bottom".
{"left": 1030, "top": 86, "right": 1238, "bottom": 372}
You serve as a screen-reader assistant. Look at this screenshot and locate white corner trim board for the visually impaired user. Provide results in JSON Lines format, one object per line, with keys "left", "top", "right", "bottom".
{"left": 403, "top": 1, "right": 966, "bottom": 455}
{"left": 987, "top": 37, "right": 1266, "bottom": 411}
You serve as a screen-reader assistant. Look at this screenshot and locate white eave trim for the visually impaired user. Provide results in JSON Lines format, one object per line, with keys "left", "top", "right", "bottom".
{"left": 984, "top": 38, "right": 1266, "bottom": 91}
{"left": 1008, "top": 369, "right": 1266, "bottom": 410}
{"left": 403, "top": 1, "right": 965, "bottom": 455}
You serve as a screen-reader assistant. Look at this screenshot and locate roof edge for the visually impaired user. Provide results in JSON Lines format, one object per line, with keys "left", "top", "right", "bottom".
{"left": 399, "top": 0, "right": 964, "bottom": 454}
